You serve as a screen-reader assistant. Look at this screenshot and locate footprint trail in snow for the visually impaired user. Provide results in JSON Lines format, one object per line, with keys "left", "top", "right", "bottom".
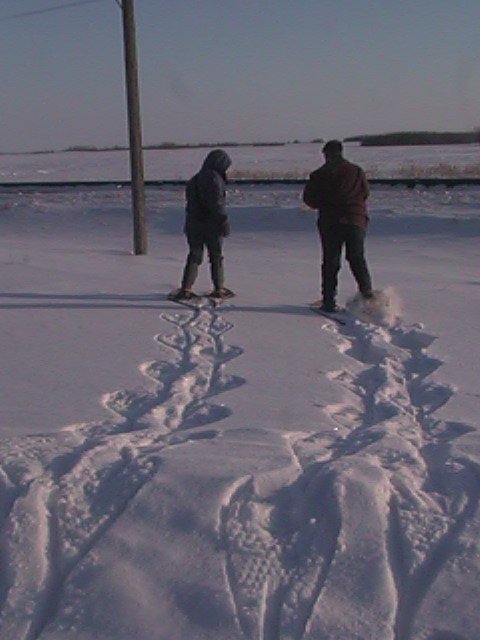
{"left": 220, "top": 294, "right": 480, "bottom": 640}
{"left": 0, "top": 301, "right": 244, "bottom": 640}
{"left": 0, "top": 291, "right": 478, "bottom": 640}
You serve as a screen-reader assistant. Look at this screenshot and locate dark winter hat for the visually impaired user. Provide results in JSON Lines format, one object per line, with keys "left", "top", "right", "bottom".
{"left": 322, "top": 140, "right": 343, "bottom": 156}
{"left": 202, "top": 148, "right": 232, "bottom": 174}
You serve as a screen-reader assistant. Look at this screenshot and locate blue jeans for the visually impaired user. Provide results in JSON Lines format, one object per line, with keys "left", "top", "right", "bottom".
{"left": 318, "top": 222, "right": 372, "bottom": 304}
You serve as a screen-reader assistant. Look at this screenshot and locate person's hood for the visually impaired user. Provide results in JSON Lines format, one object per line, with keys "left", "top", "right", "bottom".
{"left": 201, "top": 149, "right": 232, "bottom": 175}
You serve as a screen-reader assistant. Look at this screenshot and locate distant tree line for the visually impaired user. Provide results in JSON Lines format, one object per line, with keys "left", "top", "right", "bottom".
{"left": 1, "top": 139, "right": 327, "bottom": 155}
{"left": 63, "top": 141, "right": 290, "bottom": 153}
{"left": 344, "top": 130, "right": 480, "bottom": 146}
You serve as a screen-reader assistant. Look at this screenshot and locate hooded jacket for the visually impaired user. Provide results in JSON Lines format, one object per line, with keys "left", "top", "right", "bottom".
{"left": 303, "top": 158, "right": 370, "bottom": 229}
{"left": 185, "top": 149, "right": 232, "bottom": 235}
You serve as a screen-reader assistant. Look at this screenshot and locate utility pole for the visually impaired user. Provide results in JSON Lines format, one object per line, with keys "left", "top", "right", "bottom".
{"left": 120, "top": 0, "right": 147, "bottom": 254}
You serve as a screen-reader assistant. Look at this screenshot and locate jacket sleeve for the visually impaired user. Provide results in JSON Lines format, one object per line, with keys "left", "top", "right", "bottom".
{"left": 203, "top": 171, "right": 228, "bottom": 223}
{"left": 302, "top": 173, "right": 321, "bottom": 209}
{"left": 360, "top": 169, "right": 369, "bottom": 200}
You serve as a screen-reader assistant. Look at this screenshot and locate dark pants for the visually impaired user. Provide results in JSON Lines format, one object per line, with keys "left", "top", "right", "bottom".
{"left": 318, "top": 222, "right": 372, "bottom": 304}
{"left": 181, "top": 228, "right": 224, "bottom": 290}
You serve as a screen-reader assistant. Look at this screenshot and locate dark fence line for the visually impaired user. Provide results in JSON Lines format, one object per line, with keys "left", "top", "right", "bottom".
{"left": 0, "top": 178, "right": 479, "bottom": 191}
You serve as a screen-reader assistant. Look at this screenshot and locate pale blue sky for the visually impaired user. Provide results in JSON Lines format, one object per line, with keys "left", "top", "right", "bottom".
{"left": 0, "top": 0, "right": 479, "bottom": 152}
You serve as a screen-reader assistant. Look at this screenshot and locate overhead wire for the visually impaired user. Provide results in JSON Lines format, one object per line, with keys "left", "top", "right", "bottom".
{"left": 0, "top": 0, "right": 107, "bottom": 22}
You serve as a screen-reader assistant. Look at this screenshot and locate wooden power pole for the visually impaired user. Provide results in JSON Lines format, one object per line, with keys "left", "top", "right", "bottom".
{"left": 121, "top": 0, "right": 147, "bottom": 254}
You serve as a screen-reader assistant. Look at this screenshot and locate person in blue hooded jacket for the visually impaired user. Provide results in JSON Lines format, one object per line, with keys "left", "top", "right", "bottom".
{"left": 169, "top": 149, "right": 234, "bottom": 301}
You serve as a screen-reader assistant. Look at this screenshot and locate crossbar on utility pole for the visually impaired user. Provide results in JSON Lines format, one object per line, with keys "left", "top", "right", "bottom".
{"left": 121, "top": 0, "right": 147, "bottom": 254}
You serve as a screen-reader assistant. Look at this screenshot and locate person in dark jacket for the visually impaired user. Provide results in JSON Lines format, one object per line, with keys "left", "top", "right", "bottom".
{"left": 169, "top": 149, "right": 234, "bottom": 301}
{"left": 303, "top": 140, "right": 373, "bottom": 312}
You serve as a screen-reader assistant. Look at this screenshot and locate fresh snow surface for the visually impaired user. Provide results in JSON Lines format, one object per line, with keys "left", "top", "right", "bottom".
{"left": 0, "top": 165, "right": 479, "bottom": 639}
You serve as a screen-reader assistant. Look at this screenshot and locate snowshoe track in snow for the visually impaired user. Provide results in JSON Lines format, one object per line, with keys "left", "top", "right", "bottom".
{"left": 0, "top": 303, "right": 244, "bottom": 640}
{"left": 0, "top": 294, "right": 478, "bottom": 640}
{"left": 220, "top": 314, "right": 479, "bottom": 640}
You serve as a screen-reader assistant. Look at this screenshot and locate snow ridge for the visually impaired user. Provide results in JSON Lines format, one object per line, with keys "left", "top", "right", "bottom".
{"left": 0, "top": 301, "right": 244, "bottom": 640}
{"left": 220, "top": 312, "right": 479, "bottom": 640}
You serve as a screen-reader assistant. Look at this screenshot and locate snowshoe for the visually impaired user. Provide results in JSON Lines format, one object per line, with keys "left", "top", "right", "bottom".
{"left": 310, "top": 299, "right": 340, "bottom": 313}
{"left": 207, "top": 287, "right": 236, "bottom": 300}
{"left": 168, "top": 288, "right": 202, "bottom": 303}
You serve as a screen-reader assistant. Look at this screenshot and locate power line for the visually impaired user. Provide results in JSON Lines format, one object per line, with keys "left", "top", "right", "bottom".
{"left": 0, "top": 0, "right": 105, "bottom": 22}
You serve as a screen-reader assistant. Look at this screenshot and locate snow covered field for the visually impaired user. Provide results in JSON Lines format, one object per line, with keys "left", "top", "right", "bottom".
{"left": 0, "top": 142, "right": 479, "bottom": 181}
{"left": 0, "top": 152, "right": 479, "bottom": 639}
